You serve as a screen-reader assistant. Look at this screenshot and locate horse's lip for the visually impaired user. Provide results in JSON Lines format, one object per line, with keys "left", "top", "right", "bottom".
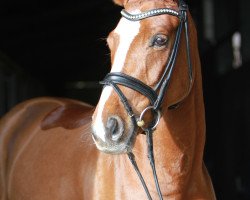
{"left": 91, "top": 124, "right": 137, "bottom": 154}
{"left": 92, "top": 135, "right": 130, "bottom": 154}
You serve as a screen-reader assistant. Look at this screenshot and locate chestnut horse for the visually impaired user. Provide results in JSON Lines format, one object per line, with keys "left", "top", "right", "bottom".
{"left": 0, "top": 0, "right": 216, "bottom": 199}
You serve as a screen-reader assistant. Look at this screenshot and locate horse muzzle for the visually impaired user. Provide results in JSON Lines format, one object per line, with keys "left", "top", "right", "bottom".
{"left": 91, "top": 115, "right": 136, "bottom": 154}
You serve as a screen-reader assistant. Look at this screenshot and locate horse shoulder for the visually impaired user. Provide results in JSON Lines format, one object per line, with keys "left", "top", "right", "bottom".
{"left": 0, "top": 96, "right": 94, "bottom": 147}
{"left": 0, "top": 97, "right": 95, "bottom": 199}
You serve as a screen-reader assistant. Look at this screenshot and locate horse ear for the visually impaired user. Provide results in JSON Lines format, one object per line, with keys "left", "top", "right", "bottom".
{"left": 113, "top": 0, "right": 128, "bottom": 6}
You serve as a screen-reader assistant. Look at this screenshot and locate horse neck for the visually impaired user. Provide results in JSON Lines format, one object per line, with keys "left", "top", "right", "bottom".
{"left": 93, "top": 50, "right": 212, "bottom": 200}
{"left": 132, "top": 48, "right": 207, "bottom": 195}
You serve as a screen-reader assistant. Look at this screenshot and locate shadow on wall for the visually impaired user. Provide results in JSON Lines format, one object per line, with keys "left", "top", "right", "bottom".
{"left": 203, "top": 56, "right": 250, "bottom": 199}
{"left": 0, "top": 52, "right": 46, "bottom": 117}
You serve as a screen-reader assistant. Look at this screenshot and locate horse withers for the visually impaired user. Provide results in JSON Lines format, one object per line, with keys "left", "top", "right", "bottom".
{"left": 0, "top": 0, "right": 216, "bottom": 199}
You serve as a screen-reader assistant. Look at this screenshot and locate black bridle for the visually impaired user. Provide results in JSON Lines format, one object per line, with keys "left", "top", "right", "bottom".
{"left": 100, "top": 1, "right": 192, "bottom": 199}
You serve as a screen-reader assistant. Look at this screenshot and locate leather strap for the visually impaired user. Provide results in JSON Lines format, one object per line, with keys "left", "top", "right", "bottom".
{"left": 100, "top": 72, "right": 158, "bottom": 105}
{"left": 121, "top": 8, "right": 180, "bottom": 21}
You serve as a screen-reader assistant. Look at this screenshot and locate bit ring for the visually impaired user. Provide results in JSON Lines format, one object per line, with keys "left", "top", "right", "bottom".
{"left": 137, "top": 106, "right": 161, "bottom": 131}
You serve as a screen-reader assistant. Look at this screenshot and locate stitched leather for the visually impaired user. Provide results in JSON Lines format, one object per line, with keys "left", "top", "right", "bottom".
{"left": 100, "top": 72, "right": 158, "bottom": 105}
{"left": 121, "top": 8, "right": 180, "bottom": 21}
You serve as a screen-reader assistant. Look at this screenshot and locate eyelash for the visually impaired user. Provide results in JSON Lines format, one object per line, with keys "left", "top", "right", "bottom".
{"left": 150, "top": 34, "right": 168, "bottom": 48}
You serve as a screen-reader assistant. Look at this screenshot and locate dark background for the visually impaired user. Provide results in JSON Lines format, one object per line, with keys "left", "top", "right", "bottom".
{"left": 0, "top": 0, "right": 250, "bottom": 199}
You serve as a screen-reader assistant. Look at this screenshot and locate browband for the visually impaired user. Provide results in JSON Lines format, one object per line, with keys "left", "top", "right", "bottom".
{"left": 121, "top": 8, "right": 180, "bottom": 21}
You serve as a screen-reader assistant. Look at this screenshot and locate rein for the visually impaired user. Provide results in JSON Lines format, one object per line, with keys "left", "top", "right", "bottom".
{"left": 100, "top": 1, "right": 192, "bottom": 199}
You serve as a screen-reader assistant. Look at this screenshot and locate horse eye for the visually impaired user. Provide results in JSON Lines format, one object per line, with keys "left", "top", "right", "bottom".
{"left": 151, "top": 34, "right": 168, "bottom": 48}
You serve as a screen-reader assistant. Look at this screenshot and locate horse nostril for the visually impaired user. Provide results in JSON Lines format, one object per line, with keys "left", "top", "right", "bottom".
{"left": 106, "top": 116, "right": 124, "bottom": 141}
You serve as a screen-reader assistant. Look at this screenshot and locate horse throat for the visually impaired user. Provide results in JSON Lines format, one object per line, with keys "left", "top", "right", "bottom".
{"left": 130, "top": 76, "right": 209, "bottom": 198}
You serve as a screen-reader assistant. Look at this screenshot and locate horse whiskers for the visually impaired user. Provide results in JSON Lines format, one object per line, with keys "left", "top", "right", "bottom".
{"left": 80, "top": 127, "right": 96, "bottom": 147}
{"left": 113, "top": 154, "right": 130, "bottom": 175}
{"left": 99, "top": 37, "right": 107, "bottom": 41}
{"left": 129, "top": 146, "right": 146, "bottom": 161}
{"left": 80, "top": 135, "right": 94, "bottom": 145}
{"left": 106, "top": 156, "right": 114, "bottom": 170}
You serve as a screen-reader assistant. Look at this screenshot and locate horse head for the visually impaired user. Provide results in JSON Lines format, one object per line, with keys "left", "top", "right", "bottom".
{"left": 91, "top": 0, "right": 198, "bottom": 154}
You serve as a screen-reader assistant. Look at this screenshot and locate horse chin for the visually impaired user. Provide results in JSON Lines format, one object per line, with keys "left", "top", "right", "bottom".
{"left": 91, "top": 126, "right": 137, "bottom": 155}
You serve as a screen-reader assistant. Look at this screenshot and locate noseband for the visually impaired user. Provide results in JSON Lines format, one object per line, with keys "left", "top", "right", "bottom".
{"left": 100, "top": 1, "right": 192, "bottom": 199}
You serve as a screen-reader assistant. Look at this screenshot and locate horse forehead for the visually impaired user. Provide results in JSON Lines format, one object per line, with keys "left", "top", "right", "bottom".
{"left": 111, "top": 10, "right": 141, "bottom": 72}
{"left": 114, "top": 9, "right": 141, "bottom": 35}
